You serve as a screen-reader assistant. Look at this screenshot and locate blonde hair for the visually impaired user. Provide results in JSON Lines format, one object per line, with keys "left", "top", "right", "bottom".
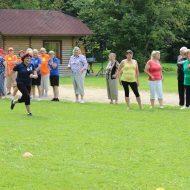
{"left": 49, "top": 50, "right": 55, "bottom": 55}
{"left": 40, "top": 47, "right": 46, "bottom": 52}
{"left": 151, "top": 51, "right": 160, "bottom": 60}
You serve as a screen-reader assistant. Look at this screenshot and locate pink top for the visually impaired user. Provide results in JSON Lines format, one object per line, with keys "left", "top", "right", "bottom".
{"left": 147, "top": 60, "right": 162, "bottom": 80}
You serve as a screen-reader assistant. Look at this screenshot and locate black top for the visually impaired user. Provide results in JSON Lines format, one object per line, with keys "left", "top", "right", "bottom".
{"left": 13, "top": 62, "right": 35, "bottom": 85}
{"left": 177, "top": 55, "right": 186, "bottom": 81}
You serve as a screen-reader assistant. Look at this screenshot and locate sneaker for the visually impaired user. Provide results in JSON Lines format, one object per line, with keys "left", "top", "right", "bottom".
{"left": 11, "top": 100, "right": 15, "bottom": 110}
{"left": 55, "top": 98, "right": 59, "bottom": 102}
{"left": 27, "top": 112, "right": 32, "bottom": 116}
{"left": 75, "top": 99, "right": 79, "bottom": 103}
{"left": 51, "top": 98, "right": 56, "bottom": 101}
{"left": 159, "top": 106, "right": 164, "bottom": 109}
{"left": 180, "top": 106, "right": 189, "bottom": 110}
{"left": 80, "top": 100, "right": 85, "bottom": 104}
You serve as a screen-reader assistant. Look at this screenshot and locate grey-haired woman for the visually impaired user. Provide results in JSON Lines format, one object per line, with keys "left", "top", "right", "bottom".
{"left": 105, "top": 53, "right": 119, "bottom": 104}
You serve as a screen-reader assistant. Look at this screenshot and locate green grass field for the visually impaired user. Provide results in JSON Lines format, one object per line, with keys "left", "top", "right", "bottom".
{"left": 60, "top": 63, "right": 178, "bottom": 93}
{"left": 0, "top": 100, "right": 189, "bottom": 190}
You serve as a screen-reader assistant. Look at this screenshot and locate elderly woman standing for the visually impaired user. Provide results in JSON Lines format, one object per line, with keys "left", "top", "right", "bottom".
{"left": 48, "top": 51, "right": 60, "bottom": 101}
{"left": 177, "top": 46, "right": 187, "bottom": 107}
{"left": 105, "top": 53, "right": 119, "bottom": 104}
{"left": 68, "top": 47, "right": 88, "bottom": 103}
{"left": 144, "top": 51, "right": 164, "bottom": 108}
{"left": 39, "top": 47, "right": 50, "bottom": 97}
{"left": 118, "top": 50, "right": 142, "bottom": 110}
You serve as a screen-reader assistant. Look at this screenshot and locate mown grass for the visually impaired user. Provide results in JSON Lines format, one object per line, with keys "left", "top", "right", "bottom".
{"left": 0, "top": 100, "right": 189, "bottom": 190}
{"left": 60, "top": 63, "right": 178, "bottom": 93}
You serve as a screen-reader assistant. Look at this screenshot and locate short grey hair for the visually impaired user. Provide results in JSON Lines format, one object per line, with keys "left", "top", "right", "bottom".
{"left": 33, "top": 49, "right": 39, "bottom": 54}
{"left": 73, "top": 46, "right": 81, "bottom": 54}
{"left": 180, "top": 46, "right": 187, "bottom": 52}
{"left": 109, "top": 53, "right": 116, "bottom": 58}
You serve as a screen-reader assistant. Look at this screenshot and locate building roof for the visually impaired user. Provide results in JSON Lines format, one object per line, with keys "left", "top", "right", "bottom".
{"left": 0, "top": 9, "right": 93, "bottom": 36}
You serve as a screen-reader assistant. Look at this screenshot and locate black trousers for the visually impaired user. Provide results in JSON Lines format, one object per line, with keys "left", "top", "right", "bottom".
{"left": 185, "top": 85, "right": 190, "bottom": 107}
{"left": 17, "top": 83, "right": 31, "bottom": 105}
{"left": 178, "top": 80, "right": 185, "bottom": 106}
{"left": 121, "top": 81, "right": 140, "bottom": 98}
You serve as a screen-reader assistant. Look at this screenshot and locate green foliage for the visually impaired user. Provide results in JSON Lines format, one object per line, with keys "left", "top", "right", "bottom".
{"left": 0, "top": 0, "right": 190, "bottom": 64}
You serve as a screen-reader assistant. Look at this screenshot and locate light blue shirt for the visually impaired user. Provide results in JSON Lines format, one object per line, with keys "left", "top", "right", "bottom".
{"left": 68, "top": 54, "right": 88, "bottom": 73}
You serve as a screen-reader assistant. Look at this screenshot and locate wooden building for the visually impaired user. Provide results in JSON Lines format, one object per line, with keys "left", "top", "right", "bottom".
{"left": 0, "top": 9, "right": 93, "bottom": 75}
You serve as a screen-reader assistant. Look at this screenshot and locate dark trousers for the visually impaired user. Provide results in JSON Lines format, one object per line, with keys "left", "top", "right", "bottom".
{"left": 185, "top": 85, "right": 190, "bottom": 107}
{"left": 178, "top": 80, "right": 185, "bottom": 106}
{"left": 121, "top": 81, "right": 140, "bottom": 98}
{"left": 17, "top": 83, "right": 31, "bottom": 105}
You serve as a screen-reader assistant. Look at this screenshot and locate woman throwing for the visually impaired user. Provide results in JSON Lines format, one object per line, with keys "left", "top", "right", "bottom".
{"left": 10, "top": 53, "right": 38, "bottom": 116}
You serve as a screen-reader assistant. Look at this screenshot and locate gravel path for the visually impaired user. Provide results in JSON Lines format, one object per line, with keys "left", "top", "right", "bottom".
{"left": 46, "top": 85, "right": 179, "bottom": 106}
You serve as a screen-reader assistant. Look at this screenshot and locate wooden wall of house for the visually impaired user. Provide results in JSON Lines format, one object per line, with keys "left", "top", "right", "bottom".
{"left": 3, "top": 36, "right": 80, "bottom": 76}
{"left": 0, "top": 35, "right": 3, "bottom": 48}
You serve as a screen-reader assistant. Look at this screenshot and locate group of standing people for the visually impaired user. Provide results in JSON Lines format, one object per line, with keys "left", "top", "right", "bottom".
{"left": 105, "top": 50, "right": 164, "bottom": 109}
{"left": 1, "top": 44, "right": 190, "bottom": 115}
{"left": 0, "top": 47, "right": 60, "bottom": 115}
{"left": 177, "top": 47, "right": 190, "bottom": 109}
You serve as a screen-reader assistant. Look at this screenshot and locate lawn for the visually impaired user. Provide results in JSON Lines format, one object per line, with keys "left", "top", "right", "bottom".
{"left": 61, "top": 63, "right": 178, "bottom": 93}
{"left": 0, "top": 100, "right": 189, "bottom": 190}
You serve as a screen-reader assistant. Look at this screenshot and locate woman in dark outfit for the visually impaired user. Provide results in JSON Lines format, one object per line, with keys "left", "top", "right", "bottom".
{"left": 11, "top": 53, "right": 38, "bottom": 116}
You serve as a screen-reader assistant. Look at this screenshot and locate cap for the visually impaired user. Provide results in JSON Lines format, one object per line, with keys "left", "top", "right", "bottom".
{"left": 0, "top": 49, "right": 5, "bottom": 53}
{"left": 126, "top": 50, "right": 133, "bottom": 54}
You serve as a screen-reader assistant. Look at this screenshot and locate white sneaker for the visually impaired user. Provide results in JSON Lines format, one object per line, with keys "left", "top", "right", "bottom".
{"left": 180, "top": 106, "right": 188, "bottom": 110}
{"left": 80, "top": 100, "right": 85, "bottom": 104}
{"left": 159, "top": 106, "right": 164, "bottom": 109}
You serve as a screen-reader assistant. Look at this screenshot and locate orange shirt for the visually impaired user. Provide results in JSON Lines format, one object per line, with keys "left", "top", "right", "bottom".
{"left": 39, "top": 54, "right": 50, "bottom": 75}
{"left": 5, "top": 54, "right": 17, "bottom": 71}
{"left": 17, "top": 57, "right": 22, "bottom": 63}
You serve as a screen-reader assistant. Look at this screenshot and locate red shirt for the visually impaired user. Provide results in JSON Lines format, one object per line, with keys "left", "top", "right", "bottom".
{"left": 147, "top": 60, "right": 162, "bottom": 80}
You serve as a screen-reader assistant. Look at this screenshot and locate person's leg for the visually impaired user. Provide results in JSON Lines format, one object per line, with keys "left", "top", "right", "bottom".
{"left": 0, "top": 73, "right": 5, "bottom": 96}
{"left": 6, "top": 75, "right": 11, "bottom": 94}
{"left": 129, "top": 82, "right": 142, "bottom": 109}
{"left": 149, "top": 81, "right": 155, "bottom": 108}
{"left": 109, "top": 79, "right": 118, "bottom": 104}
{"left": 185, "top": 85, "right": 190, "bottom": 107}
{"left": 41, "top": 75, "right": 45, "bottom": 96}
{"left": 156, "top": 80, "right": 164, "bottom": 108}
{"left": 44, "top": 74, "right": 49, "bottom": 96}
{"left": 72, "top": 74, "right": 79, "bottom": 102}
{"left": 106, "top": 79, "right": 112, "bottom": 103}
{"left": 31, "top": 85, "right": 35, "bottom": 98}
{"left": 11, "top": 83, "right": 29, "bottom": 110}
{"left": 76, "top": 73, "right": 85, "bottom": 102}
{"left": 37, "top": 85, "right": 42, "bottom": 98}
{"left": 121, "top": 81, "right": 130, "bottom": 109}
{"left": 178, "top": 80, "right": 185, "bottom": 106}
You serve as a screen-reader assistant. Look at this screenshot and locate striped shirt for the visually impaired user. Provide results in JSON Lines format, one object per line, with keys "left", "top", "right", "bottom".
{"left": 68, "top": 54, "right": 88, "bottom": 73}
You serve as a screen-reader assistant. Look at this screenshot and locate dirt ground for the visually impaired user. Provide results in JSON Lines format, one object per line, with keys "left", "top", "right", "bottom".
{"left": 46, "top": 85, "right": 179, "bottom": 106}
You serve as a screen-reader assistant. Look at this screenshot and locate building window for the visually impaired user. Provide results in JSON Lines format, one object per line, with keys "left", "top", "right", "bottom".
{"left": 43, "top": 40, "right": 62, "bottom": 63}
